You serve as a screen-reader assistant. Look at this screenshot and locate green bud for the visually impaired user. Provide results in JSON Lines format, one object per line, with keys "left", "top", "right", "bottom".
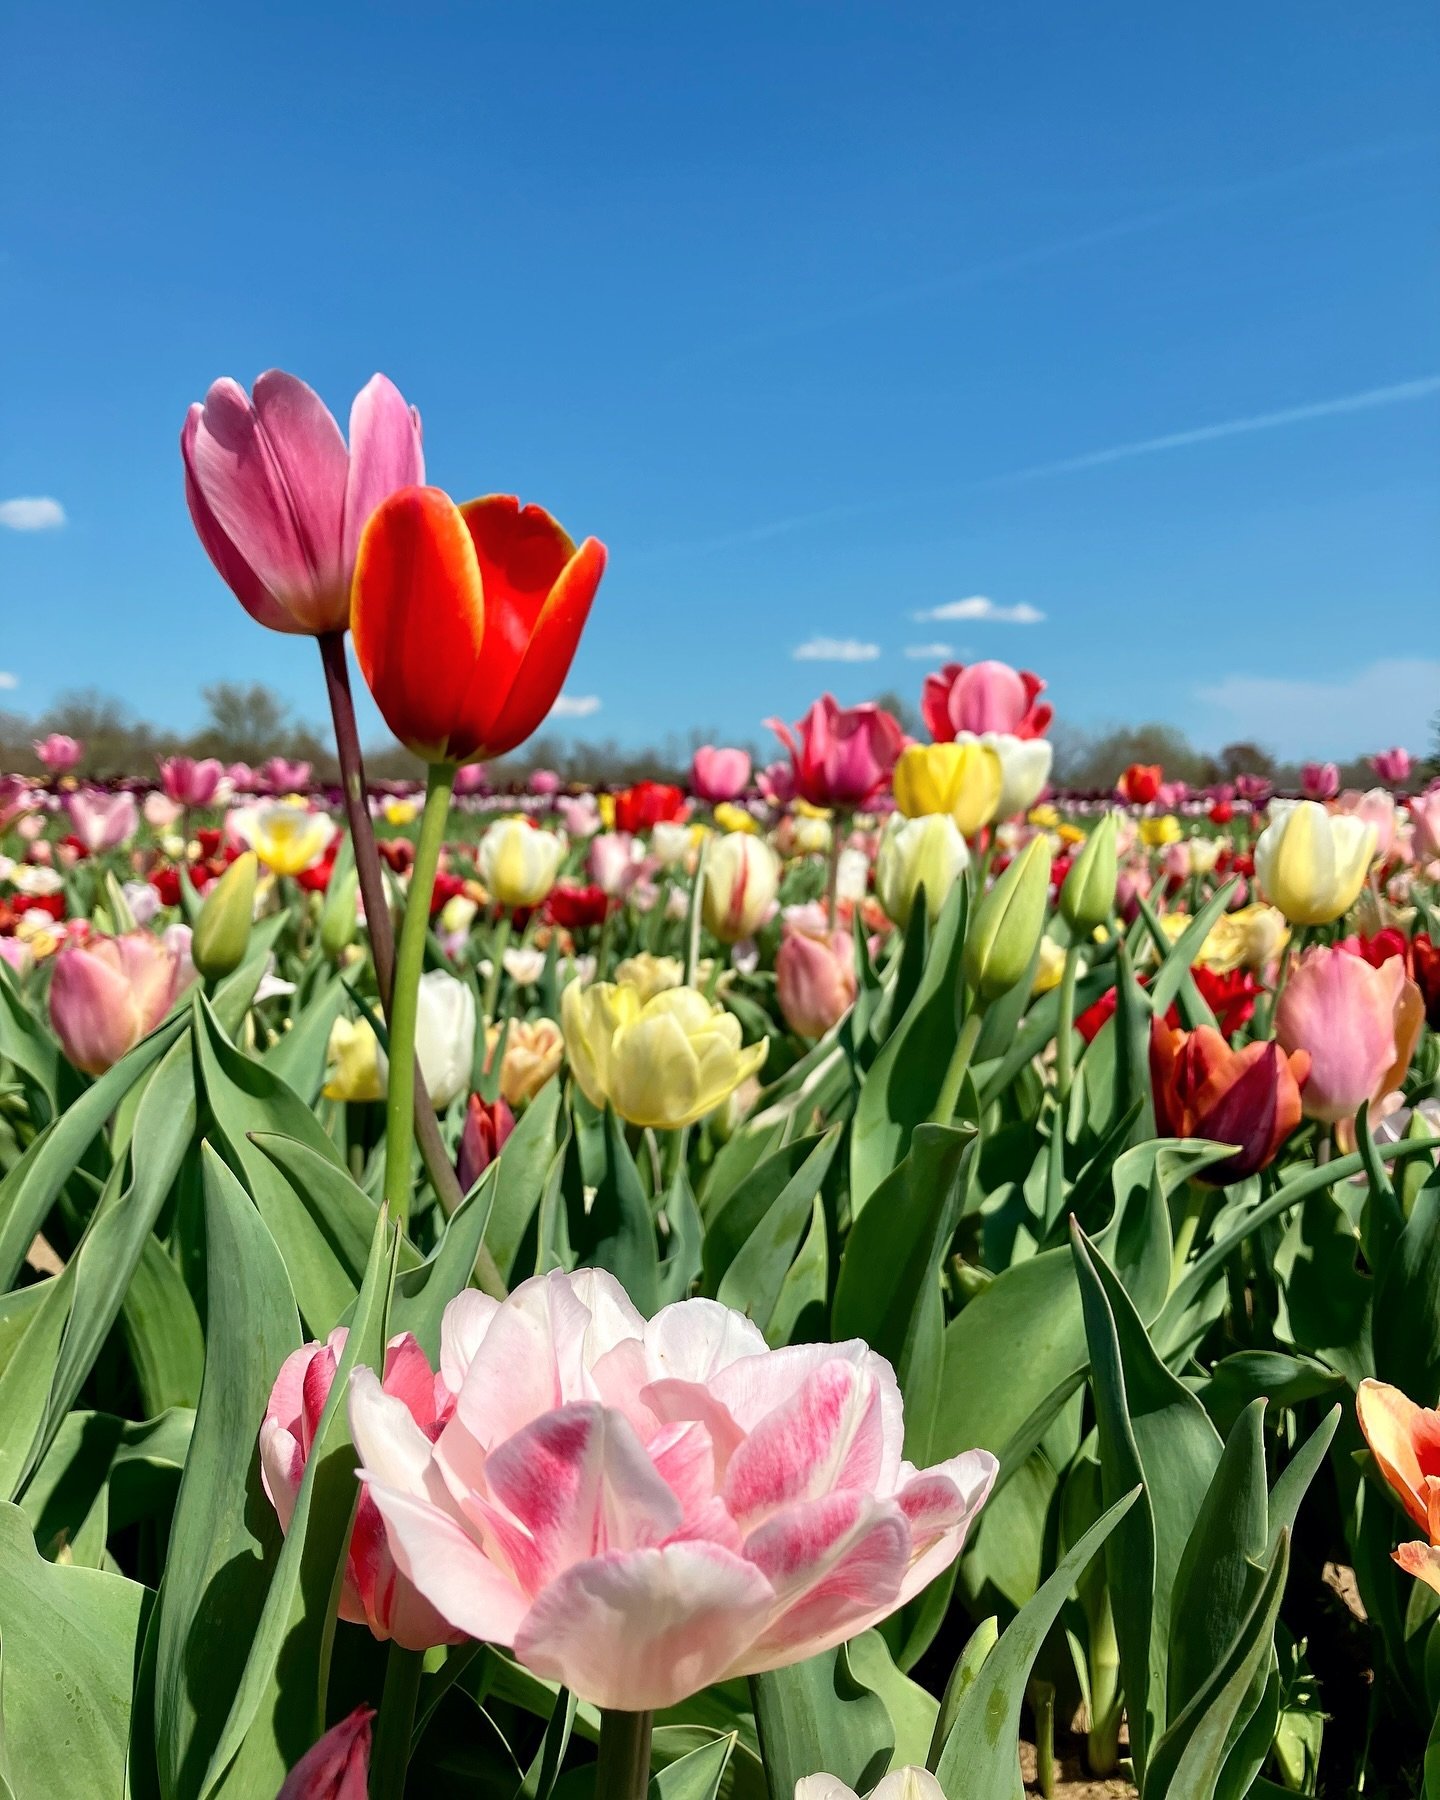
{"left": 1060, "top": 812, "right": 1118, "bottom": 934}
{"left": 964, "top": 836, "right": 1053, "bottom": 1000}
{"left": 320, "top": 868, "right": 360, "bottom": 960}
{"left": 192, "top": 851, "right": 257, "bottom": 980}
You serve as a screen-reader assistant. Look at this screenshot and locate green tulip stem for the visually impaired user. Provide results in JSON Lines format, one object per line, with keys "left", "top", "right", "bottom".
{"left": 370, "top": 1641, "right": 424, "bottom": 1800}
{"left": 384, "top": 761, "right": 455, "bottom": 1225}
{"left": 483, "top": 912, "right": 512, "bottom": 1028}
{"left": 932, "top": 1007, "right": 984, "bottom": 1126}
{"left": 1257, "top": 922, "right": 1308, "bottom": 1039}
{"left": 594, "top": 1707, "right": 654, "bottom": 1800}
{"left": 1054, "top": 940, "right": 1083, "bottom": 1105}
{"left": 824, "top": 812, "right": 847, "bottom": 931}
{"left": 1028, "top": 1678, "right": 1057, "bottom": 1800}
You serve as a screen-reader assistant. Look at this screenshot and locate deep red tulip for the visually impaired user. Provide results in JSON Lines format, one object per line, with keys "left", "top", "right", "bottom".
{"left": 1150, "top": 1020, "right": 1309, "bottom": 1181}
{"left": 612, "top": 780, "right": 688, "bottom": 834}
{"left": 1413, "top": 935, "right": 1440, "bottom": 1027}
{"left": 544, "top": 883, "right": 613, "bottom": 930}
{"left": 457, "top": 1093, "right": 516, "bottom": 1191}
{"left": 352, "top": 486, "right": 605, "bottom": 765}
{"left": 1117, "top": 763, "right": 1162, "bottom": 806}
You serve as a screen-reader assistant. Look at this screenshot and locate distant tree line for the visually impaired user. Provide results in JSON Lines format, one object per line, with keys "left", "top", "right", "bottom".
{"left": 0, "top": 683, "right": 1433, "bottom": 792}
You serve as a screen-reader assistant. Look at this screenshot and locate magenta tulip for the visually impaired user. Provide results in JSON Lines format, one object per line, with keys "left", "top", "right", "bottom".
{"left": 1372, "top": 747, "right": 1413, "bottom": 786}
{"left": 66, "top": 789, "right": 139, "bottom": 855}
{"left": 158, "top": 756, "right": 225, "bottom": 808}
{"left": 277, "top": 1706, "right": 373, "bottom": 1800}
{"left": 1301, "top": 761, "right": 1340, "bottom": 802}
{"left": 346, "top": 1269, "right": 995, "bottom": 1711}
{"left": 777, "top": 920, "right": 859, "bottom": 1038}
{"left": 529, "top": 769, "right": 562, "bottom": 796}
{"left": 261, "top": 756, "right": 313, "bottom": 794}
{"left": 49, "top": 932, "right": 189, "bottom": 1074}
{"left": 260, "top": 1329, "right": 463, "bottom": 1651}
{"left": 1276, "top": 945, "right": 1423, "bottom": 1127}
{"left": 921, "top": 660, "right": 1050, "bottom": 742}
{"left": 34, "top": 733, "right": 83, "bottom": 774}
{"left": 182, "top": 369, "right": 423, "bottom": 636}
{"left": 767, "top": 695, "right": 904, "bottom": 809}
{"left": 691, "top": 746, "right": 753, "bottom": 804}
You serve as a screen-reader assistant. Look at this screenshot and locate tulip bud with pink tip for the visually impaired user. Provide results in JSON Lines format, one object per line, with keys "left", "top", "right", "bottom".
{"left": 277, "top": 1706, "right": 373, "bottom": 1800}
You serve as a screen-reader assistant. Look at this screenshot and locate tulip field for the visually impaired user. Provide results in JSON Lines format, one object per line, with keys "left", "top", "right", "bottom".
{"left": 2, "top": 373, "right": 1440, "bottom": 1800}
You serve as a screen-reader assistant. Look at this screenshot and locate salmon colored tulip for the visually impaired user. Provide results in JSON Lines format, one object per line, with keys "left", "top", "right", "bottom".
{"left": 777, "top": 916, "right": 859, "bottom": 1038}
{"left": 346, "top": 1269, "right": 996, "bottom": 1710}
{"left": 1356, "top": 1379, "right": 1440, "bottom": 1595}
{"left": 183, "top": 369, "right": 423, "bottom": 636}
{"left": 352, "top": 486, "right": 606, "bottom": 764}
{"left": 921, "top": 660, "right": 1050, "bottom": 741}
{"left": 1149, "top": 1021, "right": 1308, "bottom": 1181}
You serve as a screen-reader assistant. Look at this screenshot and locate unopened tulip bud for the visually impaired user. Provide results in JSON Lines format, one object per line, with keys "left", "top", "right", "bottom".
{"left": 1060, "top": 814, "right": 1118, "bottom": 933}
{"left": 965, "top": 837, "right": 1053, "bottom": 1000}
{"left": 321, "top": 869, "right": 361, "bottom": 959}
{"left": 277, "top": 1706, "right": 373, "bottom": 1800}
{"left": 191, "top": 852, "right": 257, "bottom": 980}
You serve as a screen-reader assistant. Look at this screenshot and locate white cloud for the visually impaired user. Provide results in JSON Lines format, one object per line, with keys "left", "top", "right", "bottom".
{"left": 1195, "top": 657, "right": 1440, "bottom": 762}
{"left": 550, "top": 693, "right": 601, "bottom": 719}
{"left": 0, "top": 497, "right": 65, "bottom": 531}
{"left": 0, "top": 672, "right": 16, "bottom": 691}
{"left": 793, "top": 637, "right": 881, "bottom": 662}
{"left": 915, "top": 596, "right": 1045, "bottom": 624}
{"left": 904, "top": 642, "right": 954, "bottom": 660}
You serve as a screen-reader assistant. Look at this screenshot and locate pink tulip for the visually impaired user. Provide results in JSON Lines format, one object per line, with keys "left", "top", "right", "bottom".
{"left": 143, "top": 792, "right": 183, "bottom": 831}
{"left": 66, "top": 789, "right": 139, "bottom": 854}
{"left": 158, "top": 755, "right": 225, "bottom": 808}
{"left": 262, "top": 757, "right": 313, "bottom": 794}
{"left": 1234, "top": 772, "right": 1273, "bottom": 807}
{"left": 346, "top": 1270, "right": 995, "bottom": 1711}
{"left": 49, "top": 931, "right": 189, "bottom": 1074}
{"left": 0, "top": 776, "right": 35, "bottom": 834}
{"left": 756, "top": 759, "right": 796, "bottom": 808}
{"left": 226, "top": 760, "right": 260, "bottom": 793}
{"left": 1371, "top": 747, "right": 1413, "bottom": 786}
{"left": 452, "top": 763, "right": 490, "bottom": 798}
{"left": 588, "top": 832, "right": 644, "bottom": 897}
{"left": 260, "top": 1329, "right": 463, "bottom": 1651}
{"left": 277, "top": 1706, "right": 373, "bottom": 1800}
{"left": 1336, "top": 788, "right": 1397, "bottom": 860}
{"left": 1410, "top": 791, "right": 1440, "bottom": 863}
{"left": 777, "top": 921, "right": 858, "bottom": 1038}
{"left": 556, "top": 794, "right": 600, "bottom": 837}
{"left": 0, "top": 939, "right": 34, "bottom": 979}
{"left": 1276, "top": 945, "right": 1423, "bottom": 1127}
{"left": 691, "top": 746, "right": 753, "bottom": 804}
{"left": 34, "top": 733, "right": 83, "bottom": 774}
{"left": 920, "top": 660, "right": 1050, "bottom": 742}
{"left": 182, "top": 369, "right": 424, "bottom": 636}
{"left": 1301, "top": 761, "right": 1340, "bottom": 802}
{"left": 767, "top": 695, "right": 905, "bottom": 809}
{"left": 529, "top": 769, "right": 562, "bottom": 796}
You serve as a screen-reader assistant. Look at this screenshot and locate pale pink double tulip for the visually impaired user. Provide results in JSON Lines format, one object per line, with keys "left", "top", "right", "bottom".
{"left": 1336, "top": 788, "right": 1397, "bottom": 859}
{"left": 767, "top": 695, "right": 905, "bottom": 810}
{"left": 49, "top": 931, "right": 190, "bottom": 1074}
{"left": 346, "top": 1269, "right": 995, "bottom": 1710}
{"left": 1275, "top": 945, "right": 1422, "bottom": 1129}
{"left": 260, "top": 1329, "right": 463, "bottom": 1651}
{"left": 34, "top": 733, "right": 83, "bottom": 774}
{"left": 691, "top": 745, "right": 753, "bottom": 804}
{"left": 1372, "top": 747, "right": 1413, "bottom": 786}
{"left": 1300, "top": 761, "right": 1340, "bottom": 802}
{"left": 777, "top": 915, "right": 859, "bottom": 1038}
{"left": 182, "top": 369, "right": 423, "bottom": 636}
{"left": 159, "top": 755, "right": 225, "bottom": 808}
{"left": 67, "top": 789, "right": 139, "bottom": 854}
{"left": 921, "top": 660, "right": 1050, "bottom": 742}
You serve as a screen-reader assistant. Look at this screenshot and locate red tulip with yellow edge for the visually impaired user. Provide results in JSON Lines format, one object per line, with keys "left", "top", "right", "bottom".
{"left": 351, "top": 485, "right": 606, "bottom": 765}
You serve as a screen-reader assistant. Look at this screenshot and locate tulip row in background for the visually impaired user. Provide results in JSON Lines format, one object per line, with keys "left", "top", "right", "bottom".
{"left": 0, "top": 365, "right": 1438, "bottom": 1800}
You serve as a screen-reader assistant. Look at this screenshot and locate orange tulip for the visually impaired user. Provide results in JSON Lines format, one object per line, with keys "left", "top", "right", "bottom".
{"left": 351, "top": 485, "right": 605, "bottom": 764}
{"left": 1356, "top": 1378, "right": 1440, "bottom": 1594}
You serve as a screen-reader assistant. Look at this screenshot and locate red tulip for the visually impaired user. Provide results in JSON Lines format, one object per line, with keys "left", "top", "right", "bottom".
{"left": 1150, "top": 1020, "right": 1308, "bottom": 1182}
{"left": 613, "top": 780, "right": 688, "bottom": 834}
{"left": 767, "top": 695, "right": 904, "bottom": 809}
{"left": 1413, "top": 934, "right": 1440, "bottom": 1027}
{"left": 457, "top": 1093, "right": 516, "bottom": 1191}
{"left": 1117, "top": 763, "right": 1162, "bottom": 806}
{"left": 352, "top": 486, "right": 605, "bottom": 764}
{"left": 544, "top": 882, "right": 613, "bottom": 930}
{"left": 921, "top": 660, "right": 1051, "bottom": 741}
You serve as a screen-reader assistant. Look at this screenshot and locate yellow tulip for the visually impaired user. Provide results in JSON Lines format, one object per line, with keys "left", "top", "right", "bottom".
{"left": 323, "top": 1016, "right": 385, "bottom": 1102}
{"left": 248, "top": 804, "right": 336, "bottom": 877}
{"left": 1028, "top": 803, "right": 1061, "bottom": 830}
{"left": 561, "top": 981, "right": 768, "bottom": 1129}
{"left": 598, "top": 792, "right": 616, "bottom": 830}
{"left": 382, "top": 796, "right": 419, "bottom": 827}
{"left": 893, "top": 742, "right": 1002, "bottom": 837}
{"left": 1031, "top": 934, "right": 1068, "bottom": 996}
{"left": 614, "top": 952, "right": 685, "bottom": 1003}
{"left": 477, "top": 818, "right": 566, "bottom": 909}
{"left": 1254, "top": 800, "right": 1376, "bottom": 926}
{"left": 1057, "top": 823, "right": 1086, "bottom": 846}
{"left": 1199, "top": 902, "right": 1290, "bottom": 974}
{"left": 1138, "top": 814, "right": 1182, "bottom": 848}
{"left": 712, "top": 802, "right": 760, "bottom": 836}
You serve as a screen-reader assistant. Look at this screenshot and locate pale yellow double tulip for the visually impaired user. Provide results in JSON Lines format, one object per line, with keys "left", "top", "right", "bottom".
{"left": 561, "top": 981, "right": 767, "bottom": 1129}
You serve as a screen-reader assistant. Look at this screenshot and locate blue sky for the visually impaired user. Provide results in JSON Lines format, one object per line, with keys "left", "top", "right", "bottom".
{"left": 2, "top": 1, "right": 1438, "bottom": 762}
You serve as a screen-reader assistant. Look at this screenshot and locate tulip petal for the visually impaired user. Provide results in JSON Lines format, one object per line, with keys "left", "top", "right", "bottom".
{"left": 181, "top": 406, "right": 297, "bottom": 632}
{"left": 342, "top": 374, "right": 426, "bottom": 573}
{"left": 351, "top": 486, "right": 486, "bottom": 761}
{"left": 512, "top": 1540, "right": 775, "bottom": 1712}
{"left": 740, "top": 1494, "right": 911, "bottom": 1668}
{"left": 359, "top": 1479, "right": 530, "bottom": 1646}
{"left": 723, "top": 1357, "right": 886, "bottom": 1528}
{"left": 440, "top": 1289, "right": 502, "bottom": 1396}
{"left": 1357, "top": 1378, "right": 1436, "bottom": 1534}
{"left": 1394, "top": 1540, "right": 1440, "bottom": 1597}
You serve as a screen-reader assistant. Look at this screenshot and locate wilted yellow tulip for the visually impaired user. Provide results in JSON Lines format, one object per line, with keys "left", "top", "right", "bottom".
{"left": 323, "top": 1016, "right": 386, "bottom": 1102}
{"left": 893, "top": 742, "right": 1002, "bottom": 837}
{"left": 561, "top": 981, "right": 768, "bottom": 1129}
{"left": 1254, "top": 800, "right": 1376, "bottom": 926}
{"left": 875, "top": 812, "right": 969, "bottom": 927}
{"left": 703, "top": 833, "right": 781, "bottom": 943}
{"left": 245, "top": 804, "right": 336, "bottom": 877}
{"left": 483, "top": 1016, "right": 565, "bottom": 1106}
{"left": 477, "top": 818, "right": 566, "bottom": 909}
{"left": 614, "top": 952, "right": 685, "bottom": 1003}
